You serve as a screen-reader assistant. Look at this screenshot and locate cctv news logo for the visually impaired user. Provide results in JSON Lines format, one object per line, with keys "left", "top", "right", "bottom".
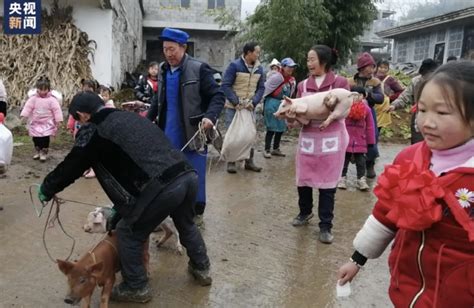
{"left": 4, "top": 0, "right": 41, "bottom": 34}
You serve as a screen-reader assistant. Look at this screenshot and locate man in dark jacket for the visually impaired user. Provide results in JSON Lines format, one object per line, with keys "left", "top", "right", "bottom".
{"left": 147, "top": 28, "right": 225, "bottom": 226}
{"left": 221, "top": 42, "right": 265, "bottom": 174}
{"left": 38, "top": 92, "right": 212, "bottom": 304}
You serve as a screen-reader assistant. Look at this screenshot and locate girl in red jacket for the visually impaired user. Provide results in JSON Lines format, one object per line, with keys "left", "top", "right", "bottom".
{"left": 337, "top": 61, "right": 474, "bottom": 307}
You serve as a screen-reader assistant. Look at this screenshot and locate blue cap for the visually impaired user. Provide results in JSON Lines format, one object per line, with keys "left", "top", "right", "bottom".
{"left": 159, "top": 28, "right": 189, "bottom": 44}
{"left": 281, "top": 58, "right": 298, "bottom": 67}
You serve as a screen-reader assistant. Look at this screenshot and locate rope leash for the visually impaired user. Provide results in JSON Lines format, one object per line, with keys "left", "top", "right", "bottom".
{"left": 180, "top": 121, "right": 223, "bottom": 176}
{"left": 180, "top": 120, "right": 223, "bottom": 158}
{"left": 41, "top": 196, "right": 76, "bottom": 263}
{"left": 29, "top": 185, "right": 101, "bottom": 263}
{"left": 180, "top": 121, "right": 207, "bottom": 153}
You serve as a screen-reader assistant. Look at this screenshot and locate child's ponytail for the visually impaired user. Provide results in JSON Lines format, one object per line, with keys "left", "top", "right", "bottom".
{"left": 36, "top": 75, "right": 51, "bottom": 91}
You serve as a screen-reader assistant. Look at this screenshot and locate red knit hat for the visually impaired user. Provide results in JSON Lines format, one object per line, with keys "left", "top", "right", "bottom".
{"left": 357, "top": 52, "right": 376, "bottom": 70}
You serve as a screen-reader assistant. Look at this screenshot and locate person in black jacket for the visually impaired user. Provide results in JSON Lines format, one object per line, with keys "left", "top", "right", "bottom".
{"left": 134, "top": 62, "right": 159, "bottom": 103}
{"left": 147, "top": 28, "right": 225, "bottom": 227}
{"left": 38, "top": 92, "right": 212, "bottom": 303}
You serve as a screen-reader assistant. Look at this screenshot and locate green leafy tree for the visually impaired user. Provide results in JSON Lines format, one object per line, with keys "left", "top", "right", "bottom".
{"left": 212, "top": 0, "right": 379, "bottom": 79}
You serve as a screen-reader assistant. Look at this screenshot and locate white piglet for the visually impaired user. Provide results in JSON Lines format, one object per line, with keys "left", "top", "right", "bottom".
{"left": 83, "top": 207, "right": 183, "bottom": 255}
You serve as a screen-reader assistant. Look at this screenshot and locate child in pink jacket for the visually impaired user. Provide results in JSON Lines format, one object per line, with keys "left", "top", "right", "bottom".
{"left": 337, "top": 86, "right": 375, "bottom": 191}
{"left": 20, "top": 77, "right": 63, "bottom": 162}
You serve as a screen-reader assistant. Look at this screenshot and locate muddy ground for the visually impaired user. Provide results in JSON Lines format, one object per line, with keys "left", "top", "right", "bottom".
{"left": 0, "top": 137, "right": 406, "bottom": 307}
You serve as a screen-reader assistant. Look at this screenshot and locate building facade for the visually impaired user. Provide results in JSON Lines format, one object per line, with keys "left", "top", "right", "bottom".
{"left": 1, "top": 0, "right": 240, "bottom": 86}
{"left": 377, "top": 7, "right": 474, "bottom": 65}
{"left": 69, "top": 0, "right": 143, "bottom": 88}
{"left": 142, "top": 0, "right": 240, "bottom": 73}
{"left": 359, "top": 10, "right": 396, "bottom": 54}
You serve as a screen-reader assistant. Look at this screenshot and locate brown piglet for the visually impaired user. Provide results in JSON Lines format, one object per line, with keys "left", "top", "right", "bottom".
{"left": 57, "top": 233, "right": 130, "bottom": 308}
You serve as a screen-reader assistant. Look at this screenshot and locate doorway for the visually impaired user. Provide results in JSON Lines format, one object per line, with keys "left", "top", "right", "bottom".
{"left": 434, "top": 42, "right": 445, "bottom": 65}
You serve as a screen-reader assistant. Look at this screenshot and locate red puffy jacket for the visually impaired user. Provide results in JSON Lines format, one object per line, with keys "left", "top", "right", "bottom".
{"left": 373, "top": 142, "right": 474, "bottom": 307}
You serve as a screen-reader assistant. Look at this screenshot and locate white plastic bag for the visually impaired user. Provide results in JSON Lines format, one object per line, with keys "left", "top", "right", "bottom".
{"left": 0, "top": 123, "right": 13, "bottom": 166}
{"left": 220, "top": 109, "right": 256, "bottom": 162}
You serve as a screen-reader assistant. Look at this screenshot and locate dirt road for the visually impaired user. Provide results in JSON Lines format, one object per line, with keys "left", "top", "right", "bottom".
{"left": 0, "top": 140, "right": 406, "bottom": 307}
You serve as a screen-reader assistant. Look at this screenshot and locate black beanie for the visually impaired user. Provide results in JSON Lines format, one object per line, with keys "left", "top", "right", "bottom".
{"left": 419, "top": 58, "right": 438, "bottom": 76}
{"left": 69, "top": 91, "right": 104, "bottom": 121}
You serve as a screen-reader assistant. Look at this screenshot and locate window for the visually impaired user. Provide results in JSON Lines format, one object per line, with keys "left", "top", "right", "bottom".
{"left": 437, "top": 30, "right": 446, "bottom": 42}
{"left": 208, "top": 0, "right": 225, "bottom": 9}
{"left": 397, "top": 40, "right": 408, "bottom": 63}
{"left": 160, "top": 0, "right": 190, "bottom": 8}
{"left": 413, "top": 35, "right": 430, "bottom": 61}
{"left": 448, "top": 27, "right": 463, "bottom": 57}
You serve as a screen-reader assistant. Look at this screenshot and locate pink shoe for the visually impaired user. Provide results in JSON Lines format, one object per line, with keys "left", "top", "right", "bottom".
{"left": 84, "top": 169, "right": 96, "bottom": 179}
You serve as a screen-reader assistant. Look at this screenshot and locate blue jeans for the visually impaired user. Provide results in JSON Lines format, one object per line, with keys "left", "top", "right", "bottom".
{"left": 225, "top": 108, "right": 236, "bottom": 128}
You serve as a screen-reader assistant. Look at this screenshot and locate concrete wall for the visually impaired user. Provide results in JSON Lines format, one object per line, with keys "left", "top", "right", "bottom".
{"left": 71, "top": 0, "right": 114, "bottom": 86}
{"left": 143, "top": 0, "right": 241, "bottom": 25}
{"left": 110, "top": 0, "right": 143, "bottom": 88}
{"left": 37, "top": 0, "right": 142, "bottom": 87}
{"left": 142, "top": 0, "right": 240, "bottom": 72}
{"left": 143, "top": 29, "right": 236, "bottom": 72}
{"left": 36, "top": 0, "right": 113, "bottom": 85}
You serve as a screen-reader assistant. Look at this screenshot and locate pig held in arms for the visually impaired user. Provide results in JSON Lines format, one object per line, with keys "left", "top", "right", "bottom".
{"left": 274, "top": 88, "right": 356, "bottom": 129}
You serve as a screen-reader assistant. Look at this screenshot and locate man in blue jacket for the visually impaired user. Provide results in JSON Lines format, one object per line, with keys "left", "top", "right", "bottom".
{"left": 221, "top": 42, "right": 265, "bottom": 174}
{"left": 147, "top": 28, "right": 225, "bottom": 226}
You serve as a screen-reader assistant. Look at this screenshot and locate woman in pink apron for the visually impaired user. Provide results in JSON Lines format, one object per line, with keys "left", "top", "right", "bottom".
{"left": 291, "top": 45, "right": 350, "bottom": 244}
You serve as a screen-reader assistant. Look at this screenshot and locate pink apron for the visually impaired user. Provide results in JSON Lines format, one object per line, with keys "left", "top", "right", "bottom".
{"left": 295, "top": 79, "right": 349, "bottom": 189}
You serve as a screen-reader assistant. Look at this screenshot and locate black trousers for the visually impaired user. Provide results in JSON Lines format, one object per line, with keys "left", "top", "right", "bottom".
{"left": 32, "top": 136, "right": 50, "bottom": 150}
{"left": 195, "top": 202, "right": 205, "bottom": 215}
{"left": 116, "top": 172, "right": 210, "bottom": 289}
{"left": 297, "top": 186, "right": 336, "bottom": 232}
{"left": 342, "top": 152, "right": 366, "bottom": 178}
{"left": 0, "top": 101, "right": 7, "bottom": 116}
{"left": 264, "top": 131, "right": 283, "bottom": 151}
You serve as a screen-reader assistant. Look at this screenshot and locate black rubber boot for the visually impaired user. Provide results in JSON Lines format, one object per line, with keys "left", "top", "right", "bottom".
{"left": 244, "top": 149, "right": 262, "bottom": 172}
{"left": 110, "top": 283, "right": 152, "bottom": 303}
{"left": 227, "top": 162, "right": 237, "bottom": 174}
{"left": 188, "top": 263, "right": 212, "bottom": 286}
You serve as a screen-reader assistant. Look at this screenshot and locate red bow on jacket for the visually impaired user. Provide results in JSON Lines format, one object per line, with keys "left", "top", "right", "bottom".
{"left": 374, "top": 161, "right": 445, "bottom": 231}
{"left": 348, "top": 100, "right": 367, "bottom": 121}
{"left": 375, "top": 156, "right": 474, "bottom": 241}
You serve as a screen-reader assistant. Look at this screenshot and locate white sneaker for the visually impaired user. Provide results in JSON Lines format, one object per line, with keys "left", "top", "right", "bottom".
{"left": 337, "top": 176, "right": 347, "bottom": 189}
{"left": 33, "top": 152, "right": 40, "bottom": 160}
{"left": 39, "top": 150, "right": 47, "bottom": 162}
{"left": 263, "top": 151, "right": 271, "bottom": 159}
{"left": 357, "top": 176, "right": 369, "bottom": 191}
